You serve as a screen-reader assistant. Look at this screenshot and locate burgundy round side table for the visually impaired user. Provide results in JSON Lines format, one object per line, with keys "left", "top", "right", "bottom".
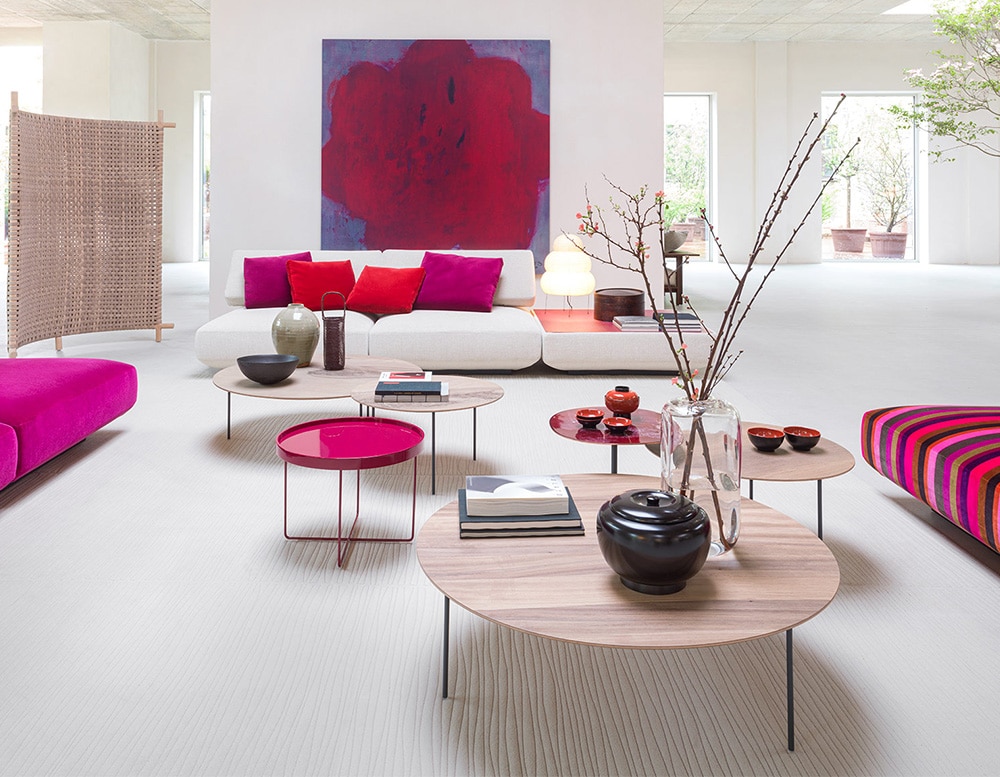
{"left": 549, "top": 408, "right": 661, "bottom": 474}
{"left": 276, "top": 417, "right": 424, "bottom": 567}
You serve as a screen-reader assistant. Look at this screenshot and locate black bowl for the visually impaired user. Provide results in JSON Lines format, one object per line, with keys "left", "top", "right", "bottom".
{"left": 237, "top": 354, "right": 299, "bottom": 385}
{"left": 747, "top": 426, "right": 784, "bottom": 452}
{"left": 783, "top": 426, "right": 821, "bottom": 451}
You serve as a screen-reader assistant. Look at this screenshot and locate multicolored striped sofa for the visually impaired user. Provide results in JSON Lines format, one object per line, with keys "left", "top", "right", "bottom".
{"left": 861, "top": 406, "right": 1000, "bottom": 553}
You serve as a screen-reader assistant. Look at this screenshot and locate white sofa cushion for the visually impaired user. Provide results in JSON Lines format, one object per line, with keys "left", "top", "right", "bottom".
{"left": 541, "top": 328, "right": 709, "bottom": 372}
{"left": 194, "top": 306, "right": 374, "bottom": 369}
{"left": 368, "top": 307, "right": 542, "bottom": 371}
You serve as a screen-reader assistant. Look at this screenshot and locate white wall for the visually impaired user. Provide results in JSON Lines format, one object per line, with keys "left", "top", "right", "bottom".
{"left": 38, "top": 25, "right": 209, "bottom": 264}
{"left": 153, "top": 41, "right": 211, "bottom": 263}
{"left": 42, "top": 21, "right": 149, "bottom": 120}
{"left": 209, "top": 0, "right": 665, "bottom": 316}
{"left": 665, "top": 40, "right": 1000, "bottom": 265}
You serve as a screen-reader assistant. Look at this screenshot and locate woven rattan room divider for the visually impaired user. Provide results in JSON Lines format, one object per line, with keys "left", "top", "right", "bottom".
{"left": 6, "top": 93, "right": 174, "bottom": 356}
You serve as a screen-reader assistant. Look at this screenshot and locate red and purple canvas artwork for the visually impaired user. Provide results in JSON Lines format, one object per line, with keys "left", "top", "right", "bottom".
{"left": 321, "top": 39, "right": 550, "bottom": 266}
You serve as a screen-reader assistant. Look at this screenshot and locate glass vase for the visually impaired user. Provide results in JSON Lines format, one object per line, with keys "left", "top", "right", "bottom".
{"left": 271, "top": 303, "right": 320, "bottom": 367}
{"left": 660, "top": 397, "right": 742, "bottom": 556}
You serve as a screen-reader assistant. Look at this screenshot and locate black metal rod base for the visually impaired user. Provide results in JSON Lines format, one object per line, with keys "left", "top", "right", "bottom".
{"left": 786, "top": 628, "right": 795, "bottom": 752}
{"left": 442, "top": 596, "right": 450, "bottom": 699}
{"left": 816, "top": 480, "right": 823, "bottom": 540}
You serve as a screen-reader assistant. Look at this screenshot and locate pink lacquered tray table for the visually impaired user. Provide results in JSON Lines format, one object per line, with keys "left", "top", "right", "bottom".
{"left": 276, "top": 417, "right": 424, "bottom": 567}
{"left": 549, "top": 408, "right": 661, "bottom": 474}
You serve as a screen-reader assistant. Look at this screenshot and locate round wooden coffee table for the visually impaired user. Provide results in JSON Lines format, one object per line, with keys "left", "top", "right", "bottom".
{"left": 742, "top": 423, "right": 856, "bottom": 539}
{"left": 351, "top": 375, "right": 504, "bottom": 494}
{"left": 213, "top": 355, "right": 420, "bottom": 438}
{"left": 549, "top": 408, "right": 660, "bottom": 474}
{"left": 416, "top": 472, "right": 840, "bottom": 752}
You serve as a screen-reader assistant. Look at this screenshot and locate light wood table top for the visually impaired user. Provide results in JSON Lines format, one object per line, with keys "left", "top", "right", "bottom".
{"left": 742, "top": 422, "right": 855, "bottom": 483}
{"left": 351, "top": 375, "right": 504, "bottom": 413}
{"left": 416, "top": 473, "right": 840, "bottom": 650}
{"left": 212, "top": 356, "right": 420, "bottom": 400}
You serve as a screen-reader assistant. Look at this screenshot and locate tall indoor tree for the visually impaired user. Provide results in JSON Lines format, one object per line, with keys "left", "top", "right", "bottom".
{"left": 891, "top": 0, "right": 1000, "bottom": 159}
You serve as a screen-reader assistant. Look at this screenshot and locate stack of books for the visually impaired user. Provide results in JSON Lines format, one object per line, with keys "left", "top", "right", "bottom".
{"left": 374, "top": 370, "right": 449, "bottom": 402}
{"left": 459, "top": 474, "right": 584, "bottom": 538}
{"left": 612, "top": 313, "right": 703, "bottom": 332}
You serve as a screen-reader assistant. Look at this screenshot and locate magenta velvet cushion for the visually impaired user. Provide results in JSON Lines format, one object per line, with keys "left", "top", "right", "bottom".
{"left": 243, "top": 251, "right": 312, "bottom": 308}
{"left": 0, "top": 423, "right": 17, "bottom": 489}
{"left": 414, "top": 252, "right": 504, "bottom": 312}
{"left": 0, "top": 358, "right": 138, "bottom": 481}
{"left": 346, "top": 266, "right": 426, "bottom": 315}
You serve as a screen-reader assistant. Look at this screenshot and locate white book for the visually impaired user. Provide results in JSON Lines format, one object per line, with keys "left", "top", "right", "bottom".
{"left": 464, "top": 474, "right": 569, "bottom": 517}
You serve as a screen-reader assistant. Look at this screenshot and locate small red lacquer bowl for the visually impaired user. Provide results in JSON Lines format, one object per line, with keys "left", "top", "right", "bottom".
{"left": 747, "top": 426, "right": 784, "bottom": 452}
{"left": 603, "top": 416, "right": 633, "bottom": 432}
{"left": 576, "top": 408, "right": 605, "bottom": 429}
{"left": 783, "top": 426, "right": 821, "bottom": 451}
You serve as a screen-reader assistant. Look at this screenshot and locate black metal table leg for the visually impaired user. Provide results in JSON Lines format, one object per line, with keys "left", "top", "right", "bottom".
{"left": 431, "top": 413, "right": 437, "bottom": 495}
{"left": 226, "top": 391, "right": 231, "bottom": 439}
{"left": 816, "top": 480, "right": 823, "bottom": 540}
{"left": 442, "top": 596, "right": 450, "bottom": 699}
{"left": 611, "top": 445, "right": 618, "bottom": 474}
{"left": 749, "top": 478, "right": 754, "bottom": 500}
{"left": 787, "top": 628, "right": 795, "bottom": 752}
{"left": 473, "top": 408, "right": 478, "bottom": 461}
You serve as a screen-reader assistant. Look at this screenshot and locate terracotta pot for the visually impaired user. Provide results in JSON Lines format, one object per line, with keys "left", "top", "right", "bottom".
{"left": 869, "top": 231, "right": 907, "bottom": 259}
{"left": 830, "top": 228, "right": 867, "bottom": 253}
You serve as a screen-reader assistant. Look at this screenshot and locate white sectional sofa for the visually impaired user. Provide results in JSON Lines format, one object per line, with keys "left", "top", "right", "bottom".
{"left": 195, "top": 249, "right": 544, "bottom": 371}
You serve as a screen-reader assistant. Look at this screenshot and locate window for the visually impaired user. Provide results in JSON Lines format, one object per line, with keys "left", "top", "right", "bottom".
{"left": 1, "top": 46, "right": 42, "bottom": 264}
{"left": 663, "top": 93, "right": 713, "bottom": 260}
{"left": 197, "top": 91, "right": 211, "bottom": 261}
{"left": 821, "top": 93, "right": 919, "bottom": 262}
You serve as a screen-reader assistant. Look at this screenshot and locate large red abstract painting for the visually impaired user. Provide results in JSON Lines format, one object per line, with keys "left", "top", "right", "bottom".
{"left": 321, "top": 39, "right": 550, "bottom": 265}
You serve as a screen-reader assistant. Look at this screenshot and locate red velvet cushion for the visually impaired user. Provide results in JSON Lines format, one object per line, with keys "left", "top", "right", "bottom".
{"left": 346, "top": 266, "right": 426, "bottom": 315}
{"left": 287, "top": 260, "right": 356, "bottom": 311}
{"left": 243, "top": 251, "right": 312, "bottom": 308}
{"left": 414, "top": 252, "right": 504, "bottom": 312}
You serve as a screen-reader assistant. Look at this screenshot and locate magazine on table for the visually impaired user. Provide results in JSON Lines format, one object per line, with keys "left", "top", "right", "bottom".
{"left": 378, "top": 371, "right": 433, "bottom": 381}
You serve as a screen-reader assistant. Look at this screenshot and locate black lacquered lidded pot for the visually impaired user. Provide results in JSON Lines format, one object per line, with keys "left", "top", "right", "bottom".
{"left": 596, "top": 489, "right": 711, "bottom": 595}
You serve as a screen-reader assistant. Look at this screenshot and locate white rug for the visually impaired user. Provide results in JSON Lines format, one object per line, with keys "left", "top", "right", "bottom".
{"left": 1, "top": 260, "right": 999, "bottom": 776}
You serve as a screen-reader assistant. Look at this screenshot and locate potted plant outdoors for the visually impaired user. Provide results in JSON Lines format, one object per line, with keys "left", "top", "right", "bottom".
{"left": 574, "top": 96, "right": 857, "bottom": 554}
{"left": 861, "top": 128, "right": 912, "bottom": 259}
{"left": 824, "top": 123, "right": 866, "bottom": 253}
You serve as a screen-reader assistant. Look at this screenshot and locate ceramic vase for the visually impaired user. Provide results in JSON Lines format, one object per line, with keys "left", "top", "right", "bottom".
{"left": 271, "top": 303, "right": 320, "bottom": 367}
{"left": 660, "top": 397, "right": 742, "bottom": 556}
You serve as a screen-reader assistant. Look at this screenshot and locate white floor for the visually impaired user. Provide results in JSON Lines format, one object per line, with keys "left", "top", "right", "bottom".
{"left": 1, "top": 259, "right": 999, "bottom": 776}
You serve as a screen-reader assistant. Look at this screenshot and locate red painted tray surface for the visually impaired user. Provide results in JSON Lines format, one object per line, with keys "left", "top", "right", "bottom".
{"left": 276, "top": 417, "right": 424, "bottom": 471}
{"left": 549, "top": 408, "right": 661, "bottom": 446}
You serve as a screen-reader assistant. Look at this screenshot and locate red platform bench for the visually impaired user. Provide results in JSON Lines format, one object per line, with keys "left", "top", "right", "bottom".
{"left": 861, "top": 406, "right": 1000, "bottom": 553}
{"left": 0, "top": 358, "right": 138, "bottom": 490}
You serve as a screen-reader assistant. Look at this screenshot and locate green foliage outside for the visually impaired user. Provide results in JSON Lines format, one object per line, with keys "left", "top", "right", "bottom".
{"left": 890, "top": 0, "right": 1000, "bottom": 160}
{"left": 663, "top": 115, "right": 707, "bottom": 225}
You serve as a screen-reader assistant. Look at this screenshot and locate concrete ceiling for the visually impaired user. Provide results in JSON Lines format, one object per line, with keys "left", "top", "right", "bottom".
{"left": 0, "top": 0, "right": 940, "bottom": 43}
{"left": 0, "top": 0, "right": 211, "bottom": 41}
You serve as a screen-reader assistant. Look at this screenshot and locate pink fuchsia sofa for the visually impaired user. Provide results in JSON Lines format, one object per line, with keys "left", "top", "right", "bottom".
{"left": 861, "top": 405, "right": 1000, "bottom": 553}
{"left": 0, "top": 358, "right": 138, "bottom": 490}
